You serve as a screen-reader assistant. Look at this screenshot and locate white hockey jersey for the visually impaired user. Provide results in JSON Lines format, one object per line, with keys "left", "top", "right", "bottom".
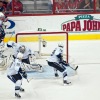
{"left": 7, "top": 59, "right": 23, "bottom": 76}
{"left": 21, "top": 47, "right": 32, "bottom": 59}
{"left": 47, "top": 46, "right": 63, "bottom": 63}
{"left": 13, "top": 43, "right": 22, "bottom": 57}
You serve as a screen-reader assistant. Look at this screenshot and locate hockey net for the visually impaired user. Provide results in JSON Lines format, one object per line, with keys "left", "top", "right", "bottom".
{"left": 15, "top": 31, "right": 69, "bottom": 64}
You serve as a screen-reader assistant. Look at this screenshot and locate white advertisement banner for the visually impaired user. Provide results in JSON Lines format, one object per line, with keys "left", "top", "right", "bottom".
{"left": 4, "top": 14, "right": 100, "bottom": 37}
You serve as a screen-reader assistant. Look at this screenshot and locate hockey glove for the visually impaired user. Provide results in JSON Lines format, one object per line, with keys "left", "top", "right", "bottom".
{"left": 60, "top": 61, "right": 69, "bottom": 66}
{"left": 22, "top": 72, "right": 27, "bottom": 79}
{"left": 57, "top": 54, "right": 63, "bottom": 63}
{"left": 18, "top": 68, "right": 27, "bottom": 79}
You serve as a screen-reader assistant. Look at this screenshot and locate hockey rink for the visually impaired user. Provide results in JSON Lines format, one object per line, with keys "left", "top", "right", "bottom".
{"left": 0, "top": 40, "right": 100, "bottom": 100}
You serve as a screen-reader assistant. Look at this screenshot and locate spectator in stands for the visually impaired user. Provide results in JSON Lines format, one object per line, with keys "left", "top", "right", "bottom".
{"left": 65, "top": 0, "right": 79, "bottom": 12}
{"left": 6, "top": 0, "right": 23, "bottom": 14}
{"left": 55, "top": 0, "right": 66, "bottom": 13}
{"left": 2, "top": 0, "right": 10, "bottom": 9}
{"left": 48, "top": 0, "right": 53, "bottom": 11}
{"left": 0, "top": 0, "right": 5, "bottom": 13}
{"left": 96, "top": 0, "right": 100, "bottom": 11}
{"left": 78, "top": 0, "right": 93, "bottom": 12}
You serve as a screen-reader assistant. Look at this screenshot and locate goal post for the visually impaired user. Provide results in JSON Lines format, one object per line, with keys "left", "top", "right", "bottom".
{"left": 15, "top": 31, "right": 69, "bottom": 63}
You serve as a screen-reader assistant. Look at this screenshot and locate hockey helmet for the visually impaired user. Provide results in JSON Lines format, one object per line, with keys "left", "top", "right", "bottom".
{"left": 0, "top": 12, "right": 4, "bottom": 18}
{"left": 0, "top": 12, "right": 5, "bottom": 21}
{"left": 7, "top": 41, "right": 15, "bottom": 48}
{"left": 58, "top": 43, "right": 64, "bottom": 48}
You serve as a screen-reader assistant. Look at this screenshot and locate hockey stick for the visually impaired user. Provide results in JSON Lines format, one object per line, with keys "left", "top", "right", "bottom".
{"left": 27, "top": 78, "right": 33, "bottom": 83}
{"left": 6, "top": 30, "right": 15, "bottom": 42}
{"left": 68, "top": 65, "right": 77, "bottom": 71}
{"left": 61, "top": 62, "right": 78, "bottom": 71}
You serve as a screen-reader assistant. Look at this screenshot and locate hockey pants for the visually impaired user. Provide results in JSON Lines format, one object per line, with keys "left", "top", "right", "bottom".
{"left": 47, "top": 61, "right": 68, "bottom": 80}
{"left": 47, "top": 61, "right": 66, "bottom": 72}
{"left": 7, "top": 73, "right": 22, "bottom": 94}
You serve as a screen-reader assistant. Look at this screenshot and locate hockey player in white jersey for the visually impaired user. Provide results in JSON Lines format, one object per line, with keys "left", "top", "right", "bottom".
{"left": 7, "top": 52, "right": 27, "bottom": 98}
{"left": 7, "top": 41, "right": 43, "bottom": 72}
{"left": 7, "top": 41, "right": 33, "bottom": 64}
{"left": 47, "top": 43, "right": 78, "bottom": 85}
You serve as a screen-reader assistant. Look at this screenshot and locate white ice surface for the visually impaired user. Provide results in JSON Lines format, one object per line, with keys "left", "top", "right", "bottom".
{"left": 0, "top": 40, "right": 100, "bottom": 100}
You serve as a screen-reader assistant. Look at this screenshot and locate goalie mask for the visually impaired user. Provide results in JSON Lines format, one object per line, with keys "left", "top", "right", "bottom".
{"left": 19, "top": 45, "right": 26, "bottom": 53}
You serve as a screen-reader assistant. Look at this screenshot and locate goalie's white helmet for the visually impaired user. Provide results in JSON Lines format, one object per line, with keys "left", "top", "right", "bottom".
{"left": 7, "top": 41, "right": 16, "bottom": 48}
{"left": 19, "top": 45, "right": 26, "bottom": 53}
{"left": 58, "top": 43, "right": 64, "bottom": 48}
{"left": 17, "top": 52, "right": 23, "bottom": 59}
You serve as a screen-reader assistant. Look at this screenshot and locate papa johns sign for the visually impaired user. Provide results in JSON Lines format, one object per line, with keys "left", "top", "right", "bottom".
{"left": 61, "top": 15, "right": 100, "bottom": 32}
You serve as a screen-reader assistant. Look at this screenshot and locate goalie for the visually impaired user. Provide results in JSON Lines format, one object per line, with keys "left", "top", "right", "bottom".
{"left": 7, "top": 41, "right": 43, "bottom": 72}
{"left": 47, "top": 43, "right": 78, "bottom": 85}
{"left": 7, "top": 41, "right": 35, "bottom": 64}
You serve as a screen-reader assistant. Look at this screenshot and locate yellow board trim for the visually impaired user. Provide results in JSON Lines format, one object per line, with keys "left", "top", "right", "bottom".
{"left": 4, "top": 34, "right": 100, "bottom": 42}
{"left": 69, "top": 34, "right": 100, "bottom": 40}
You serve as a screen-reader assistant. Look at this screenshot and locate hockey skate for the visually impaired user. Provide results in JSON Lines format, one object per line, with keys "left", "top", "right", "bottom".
{"left": 20, "top": 87, "right": 25, "bottom": 92}
{"left": 15, "top": 93, "right": 21, "bottom": 98}
{"left": 37, "top": 64, "right": 44, "bottom": 72}
{"left": 55, "top": 73, "right": 59, "bottom": 77}
{"left": 63, "top": 80, "right": 71, "bottom": 86}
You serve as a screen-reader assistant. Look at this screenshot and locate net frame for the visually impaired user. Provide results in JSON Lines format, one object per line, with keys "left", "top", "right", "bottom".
{"left": 15, "top": 31, "right": 69, "bottom": 63}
